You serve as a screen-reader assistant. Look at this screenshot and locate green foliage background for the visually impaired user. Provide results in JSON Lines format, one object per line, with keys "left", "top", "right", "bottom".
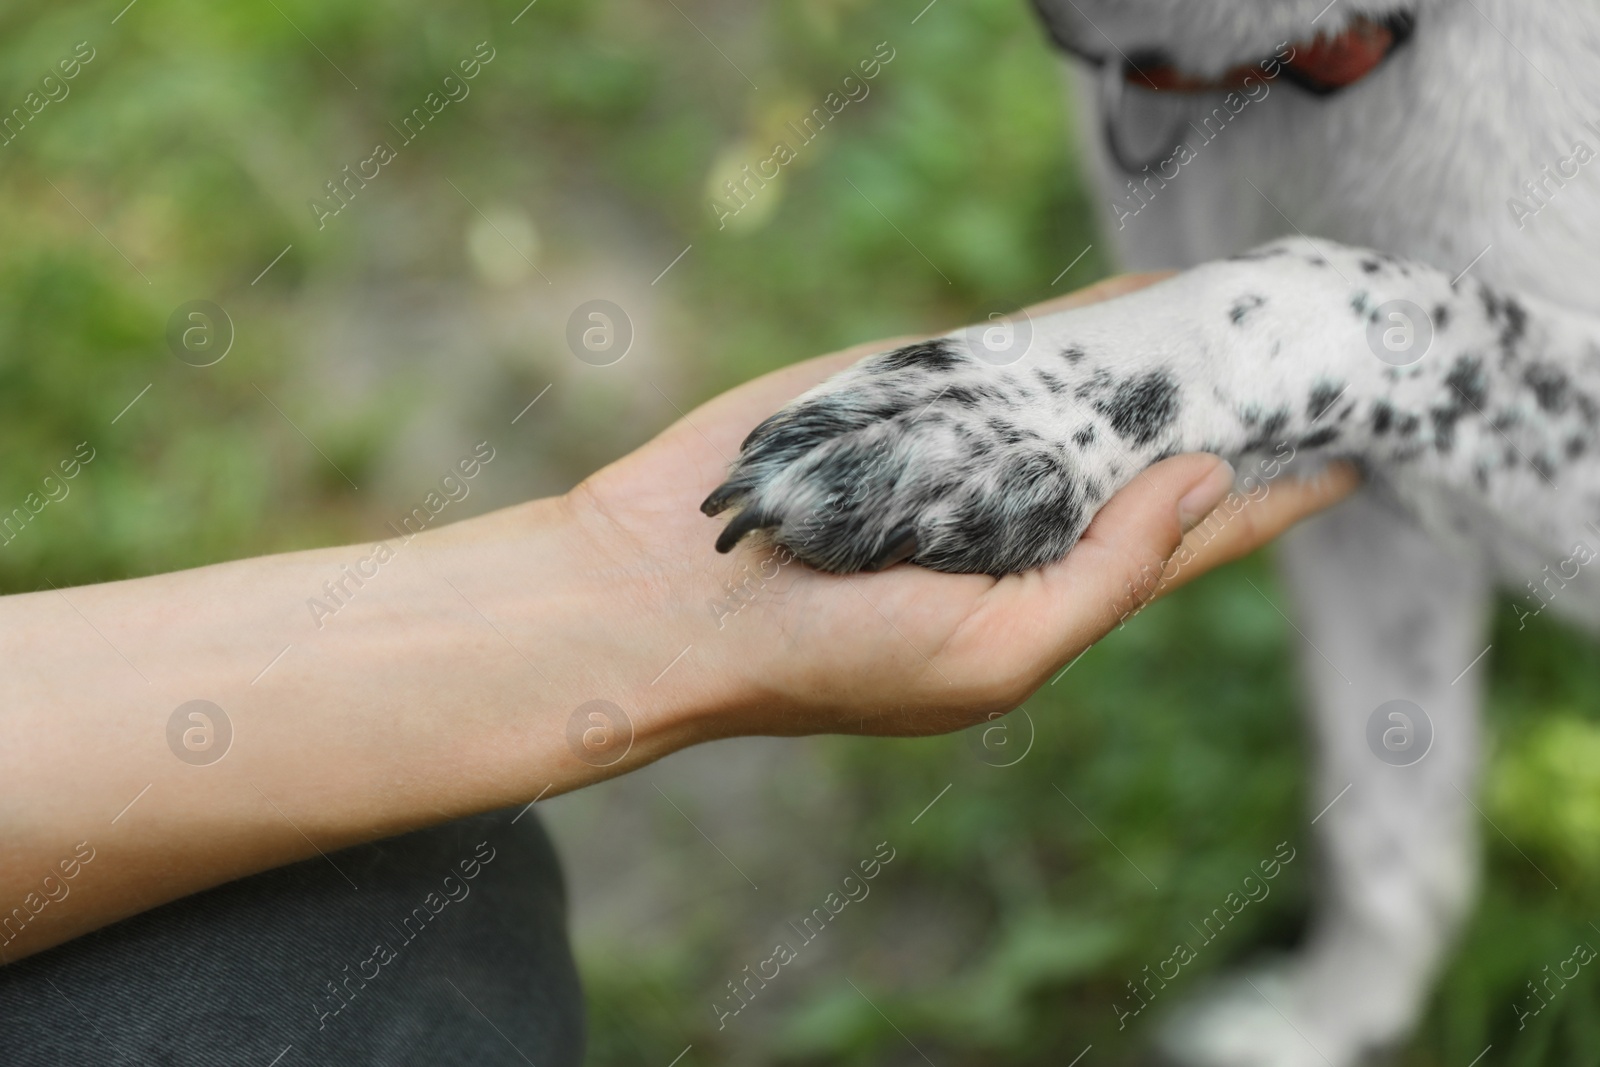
{"left": 6, "top": 0, "right": 1600, "bottom": 1062}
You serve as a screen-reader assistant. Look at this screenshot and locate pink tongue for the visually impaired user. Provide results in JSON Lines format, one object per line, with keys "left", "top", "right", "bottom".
{"left": 1127, "top": 16, "right": 1400, "bottom": 93}
{"left": 1287, "top": 17, "right": 1400, "bottom": 90}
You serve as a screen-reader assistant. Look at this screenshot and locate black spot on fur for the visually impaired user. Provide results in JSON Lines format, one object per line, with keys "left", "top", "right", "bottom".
{"left": 1035, "top": 369, "right": 1068, "bottom": 395}
{"left": 1061, "top": 345, "right": 1087, "bottom": 364}
{"left": 875, "top": 339, "right": 961, "bottom": 373}
{"left": 1567, "top": 436, "right": 1586, "bottom": 460}
{"left": 942, "top": 385, "right": 984, "bottom": 408}
{"left": 1579, "top": 394, "right": 1600, "bottom": 427}
{"left": 1229, "top": 295, "right": 1266, "bottom": 325}
{"left": 1428, "top": 356, "right": 1489, "bottom": 456}
{"left": 1075, "top": 367, "right": 1114, "bottom": 402}
{"left": 1397, "top": 413, "right": 1421, "bottom": 437}
{"left": 1392, "top": 444, "right": 1427, "bottom": 463}
{"left": 1430, "top": 405, "right": 1463, "bottom": 453}
{"left": 1445, "top": 355, "right": 1488, "bottom": 410}
{"left": 1360, "top": 258, "right": 1382, "bottom": 274}
{"left": 1433, "top": 304, "right": 1450, "bottom": 331}
{"left": 1095, "top": 372, "right": 1180, "bottom": 446}
{"left": 926, "top": 453, "right": 1086, "bottom": 576}
{"left": 1371, "top": 400, "right": 1395, "bottom": 434}
{"left": 986, "top": 417, "right": 1029, "bottom": 445}
{"left": 1477, "top": 284, "right": 1498, "bottom": 323}
{"left": 1523, "top": 362, "right": 1571, "bottom": 414}
{"left": 1241, "top": 408, "right": 1292, "bottom": 452}
{"left": 1300, "top": 427, "right": 1340, "bottom": 449}
{"left": 739, "top": 400, "right": 866, "bottom": 456}
{"left": 1073, "top": 426, "right": 1096, "bottom": 447}
{"left": 1481, "top": 288, "right": 1530, "bottom": 354}
{"left": 1308, "top": 381, "right": 1346, "bottom": 421}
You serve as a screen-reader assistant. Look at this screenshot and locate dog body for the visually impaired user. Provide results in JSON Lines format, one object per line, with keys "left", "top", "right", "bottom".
{"left": 704, "top": 2, "right": 1600, "bottom": 1062}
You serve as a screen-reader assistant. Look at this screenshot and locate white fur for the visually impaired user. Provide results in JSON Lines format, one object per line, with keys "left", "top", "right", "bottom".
{"left": 711, "top": 7, "right": 1600, "bottom": 1060}
{"left": 1053, "top": 0, "right": 1600, "bottom": 1062}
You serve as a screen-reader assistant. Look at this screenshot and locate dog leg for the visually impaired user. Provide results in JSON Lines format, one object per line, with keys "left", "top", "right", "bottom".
{"left": 1157, "top": 490, "right": 1490, "bottom": 1067}
{"left": 704, "top": 236, "right": 1600, "bottom": 577}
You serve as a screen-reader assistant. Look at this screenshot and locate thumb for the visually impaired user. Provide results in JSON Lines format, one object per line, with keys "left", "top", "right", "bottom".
{"left": 1037, "top": 453, "right": 1236, "bottom": 648}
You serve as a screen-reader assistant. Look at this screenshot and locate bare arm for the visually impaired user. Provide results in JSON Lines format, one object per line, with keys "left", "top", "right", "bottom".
{"left": 0, "top": 274, "right": 1356, "bottom": 961}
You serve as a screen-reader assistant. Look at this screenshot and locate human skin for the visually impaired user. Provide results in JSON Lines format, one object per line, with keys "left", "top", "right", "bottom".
{"left": 0, "top": 273, "right": 1356, "bottom": 961}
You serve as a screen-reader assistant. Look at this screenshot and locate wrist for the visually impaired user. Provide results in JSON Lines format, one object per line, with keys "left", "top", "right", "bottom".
{"left": 433, "top": 491, "right": 747, "bottom": 785}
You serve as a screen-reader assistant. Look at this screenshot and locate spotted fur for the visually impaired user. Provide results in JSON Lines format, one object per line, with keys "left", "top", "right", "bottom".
{"left": 705, "top": 237, "right": 1600, "bottom": 582}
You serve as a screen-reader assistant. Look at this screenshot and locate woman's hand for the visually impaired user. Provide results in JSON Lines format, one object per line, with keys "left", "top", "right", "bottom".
{"left": 567, "top": 274, "right": 1360, "bottom": 741}
{"left": 0, "top": 272, "right": 1355, "bottom": 961}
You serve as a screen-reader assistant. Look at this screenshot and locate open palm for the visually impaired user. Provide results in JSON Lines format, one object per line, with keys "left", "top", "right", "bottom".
{"left": 567, "top": 275, "right": 1357, "bottom": 739}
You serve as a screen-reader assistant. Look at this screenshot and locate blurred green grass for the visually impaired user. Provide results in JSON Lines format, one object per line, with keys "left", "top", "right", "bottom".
{"left": 6, "top": 0, "right": 1600, "bottom": 1063}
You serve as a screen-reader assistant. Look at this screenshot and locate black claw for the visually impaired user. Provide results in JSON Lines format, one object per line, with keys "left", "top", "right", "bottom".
{"left": 701, "top": 482, "right": 743, "bottom": 517}
{"left": 714, "top": 508, "right": 776, "bottom": 554}
{"left": 866, "top": 526, "right": 919, "bottom": 571}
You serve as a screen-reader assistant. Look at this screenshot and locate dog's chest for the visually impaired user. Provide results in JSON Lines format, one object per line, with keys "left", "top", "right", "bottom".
{"left": 1080, "top": 0, "right": 1600, "bottom": 315}
{"left": 1066, "top": 0, "right": 1600, "bottom": 622}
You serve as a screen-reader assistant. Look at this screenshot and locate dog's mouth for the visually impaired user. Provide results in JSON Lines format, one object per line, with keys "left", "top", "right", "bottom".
{"left": 1031, "top": 4, "right": 1417, "bottom": 172}
{"left": 1031, "top": 4, "right": 1417, "bottom": 96}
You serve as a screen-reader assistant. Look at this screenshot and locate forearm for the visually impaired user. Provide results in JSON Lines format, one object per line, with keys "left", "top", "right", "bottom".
{"left": 0, "top": 496, "right": 707, "bottom": 961}
{"left": 0, "top": 271, "right": 1360, "bottom": 962}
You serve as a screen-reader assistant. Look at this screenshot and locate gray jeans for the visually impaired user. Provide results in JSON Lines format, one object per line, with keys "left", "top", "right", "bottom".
{"left": 1, "top": 807, "right": 585, "bottom": 1065}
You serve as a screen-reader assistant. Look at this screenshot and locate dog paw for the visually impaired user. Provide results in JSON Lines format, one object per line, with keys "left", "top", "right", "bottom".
{"left": 1154, "top": 966, "right": 1377, "bottom": 1067}
{"left": 702, "top": 339, "right": 1125, "bottom": 575}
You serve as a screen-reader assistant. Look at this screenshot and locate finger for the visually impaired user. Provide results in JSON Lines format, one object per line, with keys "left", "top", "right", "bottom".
{"left": 957, "top": 454, "right": 1233, "bottom": 679}
{"left": 1012, "top": 456, "right": 1358, "bottom": 678}
{"left": 1156, "top": 461, "right": 1362, "bottom": 595}
{"left": 1045, "top": 453, "right": 1236, "bottom": 636}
